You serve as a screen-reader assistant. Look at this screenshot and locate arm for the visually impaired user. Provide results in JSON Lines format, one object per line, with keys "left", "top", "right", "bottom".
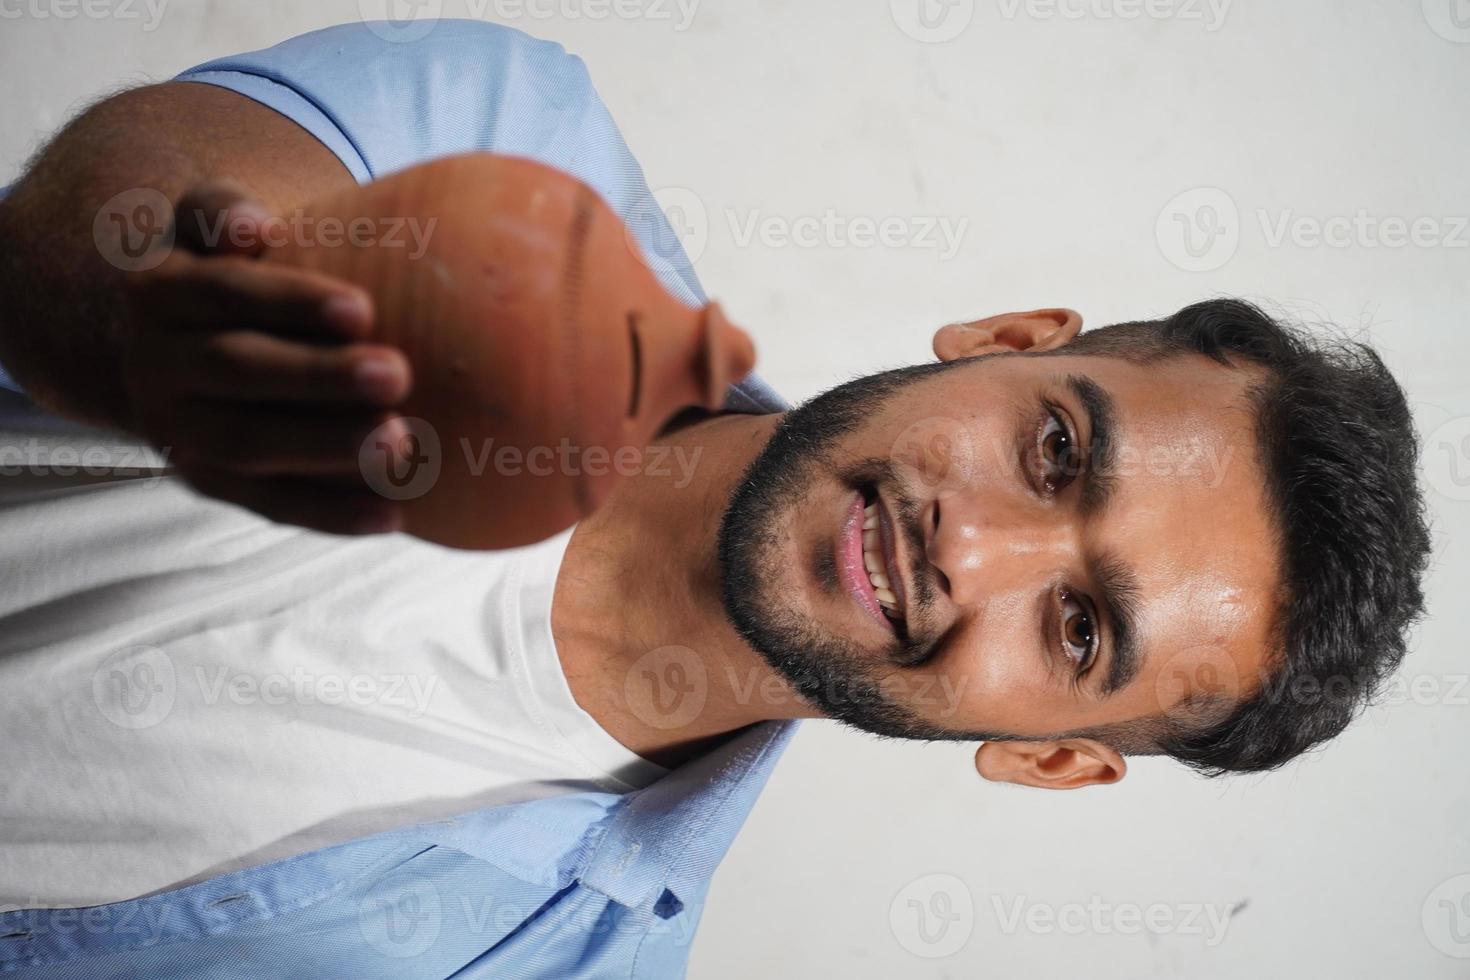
{"left": 0, "top": 20, "right": 719, "bottom": 534}
{"left": 0, "top": 82, "right": 413, "bottom": 532}
{"left": 0, "top": 81, "right": 349, "bottom": 421}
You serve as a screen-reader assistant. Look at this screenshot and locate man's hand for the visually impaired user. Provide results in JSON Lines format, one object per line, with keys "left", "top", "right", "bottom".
{"left": 0, "top": 82, "right": 411, "bottom": 533}
{"left": 122, "top": 183, "right": 413, "bottom": 534}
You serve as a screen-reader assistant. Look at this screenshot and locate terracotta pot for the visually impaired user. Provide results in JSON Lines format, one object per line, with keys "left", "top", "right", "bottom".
{"left": 262, "top": 153, "right": 755, "bottom": 549}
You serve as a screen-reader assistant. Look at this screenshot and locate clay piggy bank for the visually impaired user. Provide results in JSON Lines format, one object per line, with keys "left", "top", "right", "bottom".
{"left": 261, "top": 154, "right": 755, "bottom": 550}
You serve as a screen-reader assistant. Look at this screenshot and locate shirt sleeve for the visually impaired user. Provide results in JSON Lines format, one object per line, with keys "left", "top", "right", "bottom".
{"left": 175, "top": 19, "right": 707, "bottom": 309}
{"left": 2, "top": 21, "right": 785, "bottom": 413}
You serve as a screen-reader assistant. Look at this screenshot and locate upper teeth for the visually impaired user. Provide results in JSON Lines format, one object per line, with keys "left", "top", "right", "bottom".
{"left": 863, "top": 502, "right": 901, "bottom": 616}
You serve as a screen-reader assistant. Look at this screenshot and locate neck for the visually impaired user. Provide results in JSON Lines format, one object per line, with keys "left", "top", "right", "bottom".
{"left": 551, "top": 410, "right": 820, "bottom": 769}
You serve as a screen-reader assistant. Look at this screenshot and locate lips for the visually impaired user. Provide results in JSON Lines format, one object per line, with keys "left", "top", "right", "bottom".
{"left": 839, "top": 489, "right": 895, "bottom": 634}
{"left": 838, "top": 487, "right": 911, "bottom": 636}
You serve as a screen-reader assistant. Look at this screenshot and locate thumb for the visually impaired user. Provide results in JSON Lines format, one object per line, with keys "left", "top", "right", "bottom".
{"left": 172, "top": 182, "right": 273, "bottom": 257}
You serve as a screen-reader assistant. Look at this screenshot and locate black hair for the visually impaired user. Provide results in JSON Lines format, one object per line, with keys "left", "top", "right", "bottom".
{"left": 1066, "top": 298, "right": 1431, "bottom": 774}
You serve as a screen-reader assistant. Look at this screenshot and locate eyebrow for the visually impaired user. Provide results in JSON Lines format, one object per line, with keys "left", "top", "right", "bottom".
{"left": 1090, "top": 550, "right": 1143, "bottom": 697}
{"left": 1065, "top": 374, "right": 1118, "bottom": 517}
{"left": 1060, "top": 374, "right": 1140, "bottom": 696}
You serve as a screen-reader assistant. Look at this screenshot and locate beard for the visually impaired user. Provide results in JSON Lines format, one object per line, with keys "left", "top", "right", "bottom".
{"left": 716, "top": 359, "right": 989, "bottom": 742}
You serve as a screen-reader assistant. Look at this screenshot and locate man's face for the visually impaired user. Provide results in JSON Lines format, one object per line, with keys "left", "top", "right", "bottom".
{"left": 718, "top": 344, "right": 1281, "bottom": 757}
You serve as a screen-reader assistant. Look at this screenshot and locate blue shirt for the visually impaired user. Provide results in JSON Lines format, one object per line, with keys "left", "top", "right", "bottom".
{"left": 0, "top": 21, "right": 795, "bottom": 978}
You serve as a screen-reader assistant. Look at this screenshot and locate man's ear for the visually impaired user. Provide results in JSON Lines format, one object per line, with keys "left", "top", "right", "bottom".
{"left": 974, "top": 738, "right": 1126, "bottom": 790}
{"left": 932, "top": 309, "right": 1083, "bottom": 362}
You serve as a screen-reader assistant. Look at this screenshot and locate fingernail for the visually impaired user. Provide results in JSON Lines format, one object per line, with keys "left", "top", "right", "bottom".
{"left": 230, "top": 201, "right": 273, "bottom": 227}
{"left": 325, "top": 293, "right": 372, "bottom": 330}
{"left": 379, "top": 416, "right": 411, "bottom": 455}
{"left": 355, "top": 359, "right": 403, "bottom": 401}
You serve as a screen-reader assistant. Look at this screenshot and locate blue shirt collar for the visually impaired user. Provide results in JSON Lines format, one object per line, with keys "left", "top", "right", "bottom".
{"left": 579, "top": 720, "right": 796, "bottom": 910}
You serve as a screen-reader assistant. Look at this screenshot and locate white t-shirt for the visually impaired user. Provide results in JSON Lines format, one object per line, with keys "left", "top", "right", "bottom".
{"left": 0, "top": 395, "right": 665, "bottom": 909}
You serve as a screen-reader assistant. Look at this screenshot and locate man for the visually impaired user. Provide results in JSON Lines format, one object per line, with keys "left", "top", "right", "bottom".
{"left": 0, "top": 18, "right": 1429, "bottom": 978}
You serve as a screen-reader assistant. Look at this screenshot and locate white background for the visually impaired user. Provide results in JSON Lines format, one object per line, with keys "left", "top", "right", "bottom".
{"left": 2, "top": 1, "right": 1467, "bottom": 976}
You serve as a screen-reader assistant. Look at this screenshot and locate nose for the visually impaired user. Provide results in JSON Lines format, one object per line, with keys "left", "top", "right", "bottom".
{"left": 927, "top": 492, "right": 1078, "bottom": 606}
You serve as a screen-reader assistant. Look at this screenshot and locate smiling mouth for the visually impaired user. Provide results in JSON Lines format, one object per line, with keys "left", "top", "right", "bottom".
{"left": 838, "top": 485, "right": 909, "bottom": 636}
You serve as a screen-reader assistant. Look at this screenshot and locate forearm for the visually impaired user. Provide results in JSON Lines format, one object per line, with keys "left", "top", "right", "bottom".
{"left": 0, "top": 81, "right": 354, "bottom": 427}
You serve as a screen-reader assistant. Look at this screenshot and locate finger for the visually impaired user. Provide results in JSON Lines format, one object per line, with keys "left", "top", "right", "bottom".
{"left": 170, "top": 403, "right": 409, "bottom": 477}
{"left": 185, "top": 332, "right": 411, "bottom": 406}
{"left": 181, "top": 465, "right": 404, "bottom": 536}
{"left": 129, "top": 254, "right": 374, "bottom": 341}
{"left": 173, "top": 182, "right": 272, "bottom": 258}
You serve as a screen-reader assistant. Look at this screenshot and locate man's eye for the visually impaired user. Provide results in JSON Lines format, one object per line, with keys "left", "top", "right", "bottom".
{"left": 1038, "top": 409, "right": 1081, "bottom": 492}
{"left": 1060, "top": 591, "right": 1098, "bottom": 671}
